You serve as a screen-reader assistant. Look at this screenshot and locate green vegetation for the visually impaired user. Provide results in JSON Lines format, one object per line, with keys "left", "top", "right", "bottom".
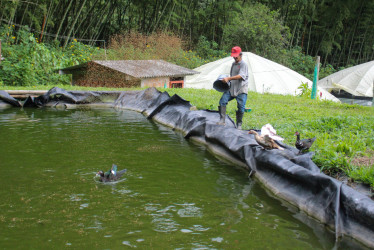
{"left": 0, "top": 28, "right": 228, "bottom": 86}
{"left": 0, "top": 26, "right": 96, "bottom": 86}
{"left": 1, "top": 0, "right": 373, "bottom": 68}
{"left": 0, "top": 26, "right": 342, "bottom": 88}
{"left": 2, "top": 1, "right": 372, "bottom": 86}
{"left": 222, "top": 3, "right": 290, "bottom": 61}
{"left": 0, "top": 0, "right": 373, "bottom": 87}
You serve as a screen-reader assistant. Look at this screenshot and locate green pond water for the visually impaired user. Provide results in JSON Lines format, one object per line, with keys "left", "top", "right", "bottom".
{"left": 0, "top": 107, "right": 365, "bottom": 249}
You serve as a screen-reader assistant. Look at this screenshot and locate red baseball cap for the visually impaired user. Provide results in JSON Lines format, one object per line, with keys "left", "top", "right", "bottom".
{"left": 231, "top": 46, "right": 242, "bottom": 57}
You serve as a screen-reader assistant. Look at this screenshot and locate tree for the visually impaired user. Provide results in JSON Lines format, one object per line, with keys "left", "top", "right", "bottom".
{"left": 222, "top": 3, "right": 290, "bottom": 61}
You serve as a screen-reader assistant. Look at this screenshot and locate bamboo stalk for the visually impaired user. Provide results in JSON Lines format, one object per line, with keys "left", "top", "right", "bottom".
{"left": 63, "top": 0, "right": 87, "bottom": 48}
{"left": 54, "top": 0, "right": 73, "bottom": 41}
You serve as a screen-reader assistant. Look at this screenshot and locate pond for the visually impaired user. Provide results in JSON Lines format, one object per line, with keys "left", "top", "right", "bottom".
{"left": 0, "top": 107, "right": 365, "bottom": 249}
{"left": 338, "top": 97, "right": 373, "bottom": 106}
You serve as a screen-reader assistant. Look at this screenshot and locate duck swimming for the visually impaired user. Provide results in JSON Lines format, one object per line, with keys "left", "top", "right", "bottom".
{"left": 295, "top": 131, "right": 316, "bottom": 154}
{"left": 96, "top": 164, "right": 127, "bottom": 182}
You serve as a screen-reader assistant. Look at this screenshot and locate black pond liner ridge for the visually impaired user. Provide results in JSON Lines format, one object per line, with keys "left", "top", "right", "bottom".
{"left": 1, "top": 87, "right": 374, "bottom": 248}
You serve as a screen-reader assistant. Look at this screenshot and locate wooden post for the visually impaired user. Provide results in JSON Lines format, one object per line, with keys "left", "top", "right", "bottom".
{"left": 0, "top": 39, "right": 2, "bottom": 64}
{"left": 311, "top": 56, "right": 320, "bottom": 99}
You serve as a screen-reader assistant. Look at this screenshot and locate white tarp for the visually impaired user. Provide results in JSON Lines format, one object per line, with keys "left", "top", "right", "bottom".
{"left": 185, "top": 52, "right": 340, "bottom": 102}
{"left": 318, "top": 60, "right": 374, "bottom": 98}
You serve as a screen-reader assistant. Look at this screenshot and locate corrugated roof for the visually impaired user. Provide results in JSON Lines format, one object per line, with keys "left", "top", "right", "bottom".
{"left": 59, "top": 60, "right": 199, "bottom": 78}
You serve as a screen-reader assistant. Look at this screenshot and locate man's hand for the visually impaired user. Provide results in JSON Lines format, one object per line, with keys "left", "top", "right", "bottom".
{"left": 223, "top": 75, "right": 243, "bottom": 83}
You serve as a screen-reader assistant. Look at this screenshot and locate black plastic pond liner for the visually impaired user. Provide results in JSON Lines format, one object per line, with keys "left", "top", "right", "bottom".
{"left": 0, "top": 90, "right": 21, "bottom": 107}
{"left": 3, "top": 87, "right": 374, "bottom": 248}
{"left": 22, "top": 87, "right": 122, "bottom": 108}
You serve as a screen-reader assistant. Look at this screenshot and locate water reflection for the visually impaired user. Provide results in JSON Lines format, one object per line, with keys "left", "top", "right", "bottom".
{"left": 146, "top": 202, "right": 204, "bottom": 233}
{"left": 338, "top": 97, "right": 372, "bottom": 106}
{"left": 177, "top": 203, "right": 203, "bottom": 218}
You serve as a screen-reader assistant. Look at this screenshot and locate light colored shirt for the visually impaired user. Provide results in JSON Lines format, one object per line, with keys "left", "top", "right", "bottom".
{"left": 229, "top": 60, "right": 249, "bottom": 97}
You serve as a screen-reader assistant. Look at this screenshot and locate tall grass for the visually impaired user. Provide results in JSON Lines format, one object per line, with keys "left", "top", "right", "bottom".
{"left": 102, "top": 31, "right": 209, "bottom": 69}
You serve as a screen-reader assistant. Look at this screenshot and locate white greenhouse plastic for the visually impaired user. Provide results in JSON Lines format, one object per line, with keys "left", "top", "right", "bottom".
{"left": 185, "top": 52, "right": 340, "bottom": 102}
{"left": 319, "top": 60, "right": 374, "bottom": 98}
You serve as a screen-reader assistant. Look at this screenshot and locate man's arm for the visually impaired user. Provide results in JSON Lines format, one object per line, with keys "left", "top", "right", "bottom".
{"left": 222, "top": 75, "right": 243, "bottom": 83}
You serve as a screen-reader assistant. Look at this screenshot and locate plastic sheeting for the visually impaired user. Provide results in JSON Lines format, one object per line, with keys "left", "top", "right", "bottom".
{"left": 0, "top": 90, "right": 21, "bottom": 107}
{"left": 319, "top": 60, "right": 374, "bottom": 98}
{"left": 1, "top": 87, "right": 373, "bottom": 248}
{"left": 185, "top": 52, "right": 341, "bottom": 102}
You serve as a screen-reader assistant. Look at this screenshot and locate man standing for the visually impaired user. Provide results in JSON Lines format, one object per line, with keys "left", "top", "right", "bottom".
{"left": 217, "top": 46, "right": 249, "bottom": 130}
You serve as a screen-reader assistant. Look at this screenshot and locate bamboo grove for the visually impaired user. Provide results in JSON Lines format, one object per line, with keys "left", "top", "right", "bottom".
{"left": 1, "top": 0, "right": 373, "bottom": 69}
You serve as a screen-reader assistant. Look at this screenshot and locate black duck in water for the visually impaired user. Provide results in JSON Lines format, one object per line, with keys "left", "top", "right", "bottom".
{"left": 96, "top": 164, "right": 127, "bottom": 182}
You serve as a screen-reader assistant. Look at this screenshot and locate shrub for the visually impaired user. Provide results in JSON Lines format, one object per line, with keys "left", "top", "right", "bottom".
{"left": 195, "top": 36, "right": 228, "bottom": 62}
{"left": 282, "top": 47, "right": 339, "bottom": 81}
{"left": 222, "top": 3, "right": 290, "bottom": 61}
{"left": 283, "top": 47, "right": 315, "bottom": 80}
{"left": 0, "top": 26, "right": 96, "bottom": 86}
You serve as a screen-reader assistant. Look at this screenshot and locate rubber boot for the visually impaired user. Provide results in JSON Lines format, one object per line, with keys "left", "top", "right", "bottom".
{"left": 217, "top": 106, "right": 226, "bottom": 125}
{"left": 236, "top": 111, "right": 244, "bottom": 130}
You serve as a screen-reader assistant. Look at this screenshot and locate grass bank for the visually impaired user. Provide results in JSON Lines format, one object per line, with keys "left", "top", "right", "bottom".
{"left": 2, "top": 85, "right": 373, "bottom": 191}
{"left": 166, "top": 88, "right": 374, "bottom": 191}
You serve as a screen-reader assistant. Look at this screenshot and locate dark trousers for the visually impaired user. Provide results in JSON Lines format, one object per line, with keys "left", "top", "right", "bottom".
{"left": 219, "top": 92, "right": 247, "bottom": 113}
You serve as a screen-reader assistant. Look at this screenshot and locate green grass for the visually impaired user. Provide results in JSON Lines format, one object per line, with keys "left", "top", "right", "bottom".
{"left": 2, "top": 85, "right": 374, "bottom": 189}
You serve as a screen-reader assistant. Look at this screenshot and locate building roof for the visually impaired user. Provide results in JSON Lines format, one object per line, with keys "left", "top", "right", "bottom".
{"left": 59, "top": 60, "right": 199, "bottom": 78}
